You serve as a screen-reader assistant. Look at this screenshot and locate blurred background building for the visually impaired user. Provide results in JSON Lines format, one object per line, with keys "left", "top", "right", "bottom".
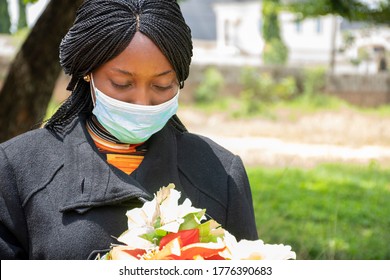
{"left": 2, "top": 0, "right": 389, "bottom": 74}
{"left": 180, "top": 0, "right": 390, "bottom": 74}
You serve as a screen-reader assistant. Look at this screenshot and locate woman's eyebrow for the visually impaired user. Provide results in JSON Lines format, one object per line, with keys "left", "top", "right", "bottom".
{"left": 154, "top": 70, "right": 174, "bottom": 77}
{"left": 112, "top": 68, "right": 133, "bottom": 76}
{"left": 111, "top": 68, "right": 174, "bottom": 77}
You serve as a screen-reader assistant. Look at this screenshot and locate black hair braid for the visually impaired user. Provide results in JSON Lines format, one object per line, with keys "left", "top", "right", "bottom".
{"left": 60, "top": 0, "right": 138, "bottom": 82}
{"left": 140, "top": 1, "right": 192, "bottom": 86}
{"left": 46, "top": 81, "right": 93, "bottom": 135}
{"left": 45, "top": 0, "right": 192, "bottom": 135}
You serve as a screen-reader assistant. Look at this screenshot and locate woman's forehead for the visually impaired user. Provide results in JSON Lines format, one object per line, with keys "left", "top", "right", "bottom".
{"left": 98, "top": 32, "right": 175, "bottom": 77}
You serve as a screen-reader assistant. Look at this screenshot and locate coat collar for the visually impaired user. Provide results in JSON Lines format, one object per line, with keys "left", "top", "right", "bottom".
{"left": 59, "top": 115, "right": 182, "bottom": 214}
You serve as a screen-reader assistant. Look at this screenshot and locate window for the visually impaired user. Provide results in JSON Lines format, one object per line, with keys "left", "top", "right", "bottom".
{"left": 295, "top": 19, "right": 302, "bottom": 33}
{"left": 316, "top": 18, "right": 322, "bottom": 34}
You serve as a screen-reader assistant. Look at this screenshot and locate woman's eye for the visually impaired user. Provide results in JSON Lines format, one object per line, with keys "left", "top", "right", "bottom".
{"left": 111, "top": 81, "right": 132, "bottom": 89}
{"left": 154, "top": 84, "right": 173, "bottom": 91}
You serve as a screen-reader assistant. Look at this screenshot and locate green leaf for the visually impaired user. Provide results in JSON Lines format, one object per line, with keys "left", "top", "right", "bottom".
{"left": 179, "top": 209, "right": 206, "bottom": 231}
{"left": 24, "top": 0, "right": 39, "bottom": 4}
{"left": 140, "top": 230, "right": 166, "bottom": 246}
{"left": 140, "top": 232, "right": 157, "bottom": 243}
{"left": 198, "top": 219, "right": 225, "bottom": 243}
{"left": 155, "top": 228, "right": 168, "bottom": 237}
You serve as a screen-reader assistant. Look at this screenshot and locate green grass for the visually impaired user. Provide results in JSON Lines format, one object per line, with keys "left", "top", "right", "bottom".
{"left": 360, "top": 104, "right": 390, "bottom": 117}
{"left": 247, "top": 162, "right": 390, "bottom": 260}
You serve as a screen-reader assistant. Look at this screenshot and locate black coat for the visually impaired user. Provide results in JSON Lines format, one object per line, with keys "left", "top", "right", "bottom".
{"left": 0, "top": 115, "right": 258, "bottom": 259}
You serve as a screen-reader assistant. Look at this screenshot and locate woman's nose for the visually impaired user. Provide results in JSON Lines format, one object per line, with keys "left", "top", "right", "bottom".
{"left": 130, "top": 87, "right": 152, "bottom": 105}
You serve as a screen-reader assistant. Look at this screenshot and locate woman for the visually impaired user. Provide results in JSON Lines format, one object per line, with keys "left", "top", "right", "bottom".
{"left": 0, "top": 0, "right": 258, "bottom": 260}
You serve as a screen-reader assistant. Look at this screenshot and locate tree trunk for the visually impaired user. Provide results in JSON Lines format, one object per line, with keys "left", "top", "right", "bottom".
{"left": 0, "top": 0, "right": 84, "bottom": 142}
{"left": 329, "top": 16, "right": 338, "bottom": 74}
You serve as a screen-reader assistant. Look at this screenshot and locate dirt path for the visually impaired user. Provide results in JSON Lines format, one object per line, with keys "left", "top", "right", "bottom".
{"left": 178, "top": 107, "right": 390, "bottom": 167}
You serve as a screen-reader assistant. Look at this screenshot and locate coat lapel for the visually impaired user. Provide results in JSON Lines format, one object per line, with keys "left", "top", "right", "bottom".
{"left": 131, "top": 121, "right": 183, "bottom": 195}
{"left": 59, "top": 116, "right": 153, "bottom": 214}
{"left": 59, "top": 116, "right": 182, "bottom": 213}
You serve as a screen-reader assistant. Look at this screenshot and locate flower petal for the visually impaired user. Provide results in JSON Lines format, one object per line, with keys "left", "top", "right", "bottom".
{"left": 156, "top": 184, "right": 176, "bottom": 205}
{"left": 125, "top": 199, "right": 159, "bottom": 229}
{"left": 221, "top": 231, "right": 296, "bottom": 260}
{"left": 144, "top": 238, "right": 182, "bottom": 260}
{"left": 110, "top": 246, "right": 146, "bottom": 260}
{"left": 158, "top": 185, "right": 205, "bottom": 232}
{"left": 117, "top": 229, "right": 155, "bottom": 250}
{"left": 159, "top": 229, "right": 200, "bottom": 250}
{"left": 256, "top": 243, "right": 297, "bottom": 260}
{"left": 180, "top": 241, "right": 226, "bottom": 260}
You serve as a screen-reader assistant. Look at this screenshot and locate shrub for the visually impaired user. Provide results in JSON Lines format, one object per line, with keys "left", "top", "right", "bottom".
{"left": 194, "top": 67, "right": 224, "bottom": 104}
{"left": 239, "top": 67, "right": 297, "bottom": 115}
{"left": 303, "top": 67, "right": 326, "bottom": 96}
{"left": 262, "top": 38, "right": 289, "bottom": 66}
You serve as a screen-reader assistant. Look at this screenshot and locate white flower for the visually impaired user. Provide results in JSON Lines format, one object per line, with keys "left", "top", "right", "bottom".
{"left": 118, "top": 184, "right": 205, "bottom": 247}
{"left": 254, "top": 243, "right": 296, "bottom": 260}
{"left": 220, "top": 230, "right": 296, "bottom": 260}
{"left": 117, "top": 199, "right": 158, "bottom": 249}
{"left": 117, "top": 228, "right": 155, "bottom": 250}
{"left": 126, "top": 199, "right": 159, "bottom": 230}
{"left": 159, "top": 188, "right": 205, "bottom": 233}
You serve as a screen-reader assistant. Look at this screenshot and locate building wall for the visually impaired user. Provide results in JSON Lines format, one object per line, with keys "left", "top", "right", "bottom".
{"left": 213, "top": 2, "right": 264, "bottom": 56}
{"left": 326, "top": 74, "right": 390, "bottom": 107}
{"left": 212, "top": 1, "right": 342, "bottom": 66}
{"left": 280, "top": 13, "right": 342, "bottom": 65}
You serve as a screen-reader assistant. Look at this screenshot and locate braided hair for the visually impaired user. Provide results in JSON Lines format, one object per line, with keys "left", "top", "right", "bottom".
{"left": 45, "top": 0, "right": 192, "bottom": 134}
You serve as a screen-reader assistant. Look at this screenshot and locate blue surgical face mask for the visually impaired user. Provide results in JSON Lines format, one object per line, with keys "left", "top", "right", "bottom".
{"left": 90, "top": 76, "right": 179, "bottom": 144}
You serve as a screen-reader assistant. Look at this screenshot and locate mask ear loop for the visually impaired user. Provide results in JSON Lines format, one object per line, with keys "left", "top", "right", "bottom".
{"left": 89, "top": 73, "right": 96, "bottom": 107}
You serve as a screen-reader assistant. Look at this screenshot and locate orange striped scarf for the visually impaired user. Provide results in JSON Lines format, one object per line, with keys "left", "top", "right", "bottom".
{"left": 86, "top": 116, "right": 146, "bottom": 175}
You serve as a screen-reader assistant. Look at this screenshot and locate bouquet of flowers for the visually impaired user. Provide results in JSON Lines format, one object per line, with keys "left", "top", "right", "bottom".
{"left": 100, "top": 184, "right": 296, "bottom": 260}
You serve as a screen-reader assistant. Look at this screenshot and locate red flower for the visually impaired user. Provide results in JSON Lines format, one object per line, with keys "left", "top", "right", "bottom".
{"left": 110, "top": 246, "right": 146, "bottom": 259}
{"left": 180, "top": 242, "right": 226, "bottom": 260}
{"left": 155, "top": 229, "right": 226, "bottom": 260}
{"left": 159, "top": 229, "right": 200, "bottom": 249}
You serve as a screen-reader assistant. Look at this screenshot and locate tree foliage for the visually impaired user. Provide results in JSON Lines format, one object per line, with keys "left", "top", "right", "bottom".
{"left": 284, "top": 0, "right": 390, "bottom": 24}
{"left": 262, "top": 0, "right": 282, "bottom": 41}
{"left": 262, "top": 0, "right": 288, "bottom": 65}
{"left": 18, "top": 0, "right": 28, "bottom": 30}
{"left": 0, "top": 0, "right": 11, "bottom": 34}
{"left": 0, "top": 0, "right": 34, "bottom": 33}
